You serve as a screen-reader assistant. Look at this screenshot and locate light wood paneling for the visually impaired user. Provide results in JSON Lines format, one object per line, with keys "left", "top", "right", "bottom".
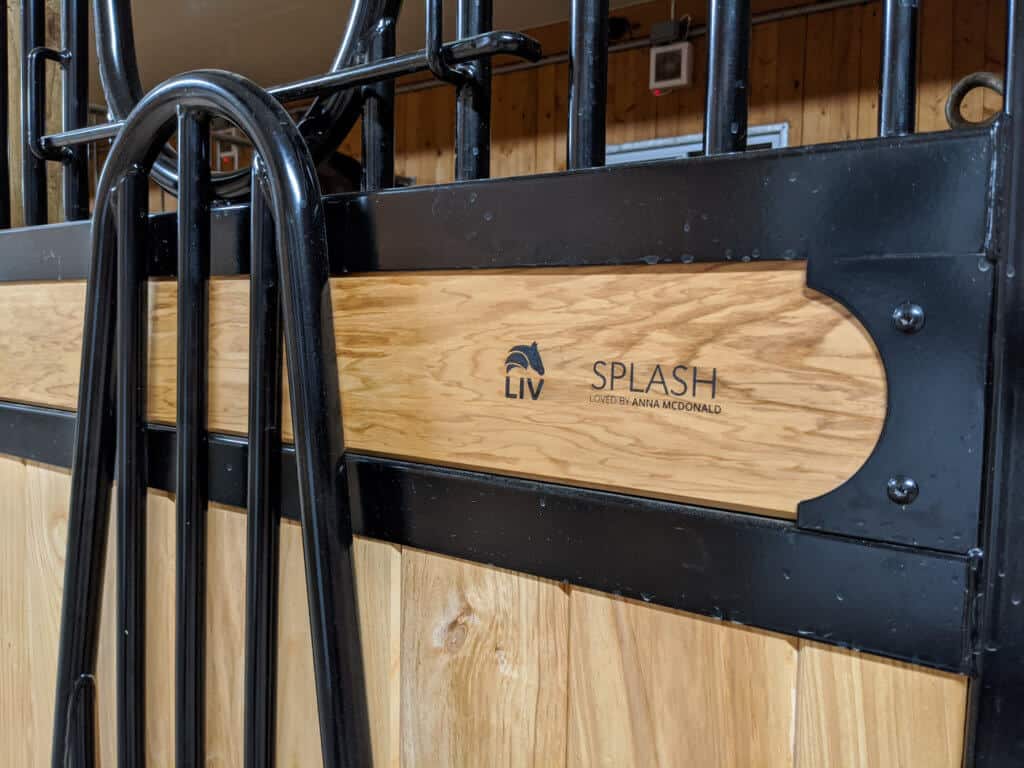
{"left": 399, "top": 549, "right": 569, "bottom": 767}
{"left": 568, "top": 589, "right": 799, "bottom": 767}
{"left": 0, "top": 457, "right": 399, "bottom": 767}
{"left": 0, "top": 264, "right": 885, "bottom": 518}
{"left": 795, "top": 641, "right": 968, "bottom": 768}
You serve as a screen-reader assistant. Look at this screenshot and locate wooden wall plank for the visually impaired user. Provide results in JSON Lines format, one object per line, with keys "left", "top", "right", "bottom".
{"left": 493, "top": 70, "right": 539, "bottom": 178}
{"left": 400, "top": 549, "right": 568, "bottom": 767}
{"left": 276, "top": 525, "right": 402, "bottom": 768}
{"left": 776, "top": 14, "right": 807, "bottom": 146}
{"left": 856, "top": 2, "right": 882, "bottom": 140}
{"left": 917, "top": 0, "right": 955, "bottom": 133}
{"left": 0, "top": 265, "right": 886, "bottom": 519}
{"left": 749, "top": 21, "right": 780, "bottom": 130}
{"left": 567, "top": 589, "right": 798, "bottom": 767}
{"left": 795, "top": 641, "right": 968, "bottom": 768}
{"left": 954, "top": 0, "right": 989, "bottom": 124}
{"left": 983, "top": 0, "right": 1007, "bottom": 120}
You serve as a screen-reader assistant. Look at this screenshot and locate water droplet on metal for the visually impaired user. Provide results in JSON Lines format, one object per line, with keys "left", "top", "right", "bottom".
{"left": 979, "top": 255, "right": 991, "bottom": 272}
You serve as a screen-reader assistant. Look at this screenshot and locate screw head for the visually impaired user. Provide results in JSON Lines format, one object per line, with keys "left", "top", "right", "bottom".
{"left": 892, "top": 302, "right": 925, "bottom": 333}
{"left": 887, "top": 475, "right": 919, "bottom": 505}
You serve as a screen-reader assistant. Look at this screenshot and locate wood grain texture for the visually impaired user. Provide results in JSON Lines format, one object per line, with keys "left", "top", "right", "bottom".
{"left": 400, "top": 549, "right": 569, "bottom": 767}
{"left": 0, "top": 264, "right": 886, "bottom": 518}
{"left": 0, "top": 457, "right": 399, "bottom": 767}
{"left": 795, "top": 641, "right": 968, "bottom": 768}
{"left": 567, "top": 588, "right": 799, "bottom": 767}
{"left": 276, "top": 523, "right": 402, "bottom": 768}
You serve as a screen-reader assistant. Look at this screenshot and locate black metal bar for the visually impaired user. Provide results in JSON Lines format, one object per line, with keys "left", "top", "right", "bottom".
{"left": 0, "top": 398, "right": 975, "bottom": 675}
{"left": 62, "top": 0, "right": 89, "bottom": 219}
{"left": 0, "top": 3, "right": 9, "bottom": 229}
{"left": 704, "top": 0, "right": 752, "bottom": 155}
{"left": 0, "top": 129, "right": 995, "bottom": 283}
{"left": 176, "top": 108, "right": 211, "bottom": 768}
{"left": 963, "top": 4, "right": 1024, "bottom": 764}
{"left": 115, "top": 169, "right": 148, "bottom": 768}
{"left": 567, "top": 0, "right": 609, "bottom": 169}
{"left": 455, "top": 0, "right": 492, "bottom": 180}
{"left": 361, "top": 17, "right": 397, "bottom": 191}
{"left": 48, "top": 194, "right": 119, "bottom": 768}
{"left": 45, "top": 69, "right": 373, "bottom": 768}
{"left": 22, "top": 0, "right": 49, "bottom": 224}
{"left": 426, "top": 0, "right": 470, "bottom": 85}
{"left": 243, "top": 165, "right": 281, "bottom": 768}
{"left": 878, "top": 0, "right": 917, "bottom": 137}
{"left": 40, "top": 31, "right": 541, "bottom": 153}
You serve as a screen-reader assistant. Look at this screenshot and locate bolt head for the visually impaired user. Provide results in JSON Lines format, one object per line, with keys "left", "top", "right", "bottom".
{"left": 892, "top": 302, "right": 925, "bottom": 333}
{"left": 887, "top": 475, "right": 919, "bottom": 505}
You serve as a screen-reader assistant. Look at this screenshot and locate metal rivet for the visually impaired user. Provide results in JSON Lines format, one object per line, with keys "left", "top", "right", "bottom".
{"left": 891, "top": 302, "right": 925, "bottom": 333}
{"left": 887, "top": 475, "right": 919, "bottom": 505}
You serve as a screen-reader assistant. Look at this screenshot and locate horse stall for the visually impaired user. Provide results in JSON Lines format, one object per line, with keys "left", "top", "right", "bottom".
{"left": 0, "top": 0, "right": 1020, "bottom": 765}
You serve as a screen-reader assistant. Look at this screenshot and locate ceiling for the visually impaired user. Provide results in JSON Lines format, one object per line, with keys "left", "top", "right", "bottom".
{"left": 88, "top": 0, "right": 649, "bottom": 104}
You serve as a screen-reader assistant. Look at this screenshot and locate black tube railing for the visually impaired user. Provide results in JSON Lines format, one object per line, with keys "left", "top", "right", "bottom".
{"left": 878, "top": 0, "right": 918, "bottom": 136}
{"left": 0, "top": 2, "right": 9, "bottom": 229}
{"left": 115, "top": 167, "right": 148, "bottom": 767}
{"left": 62, "top": 0, "right": 89, "bottom": 219}
{"left": 455, "top": 0, "right": 493, "bottom": 179}
{"left": 175, "top": 107, "right": 211, "bottom": 768}
{"left": 22, "top": 0, "right": 47, "bottom": 224}
{"left": 37, "top": 31, "right": 541, "bottom": 154}
{"left": 361, "top": 15, "right": 397, "bottom": 191}
{"left": 244, "top": 163, "right": 283, "bottom": 768}
{"left": 704, "top": 0, "right": 751, "bottom": 155}
{"left": 567, "top": 0, "right": 609, "bottom": 169}
{"left": 50, "top": 70, "right": 372, "bottom": 768}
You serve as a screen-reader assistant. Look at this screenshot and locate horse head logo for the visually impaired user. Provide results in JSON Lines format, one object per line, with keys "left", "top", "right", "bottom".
{"left": 505, "top": 342, "right": 545, "bottom": 376}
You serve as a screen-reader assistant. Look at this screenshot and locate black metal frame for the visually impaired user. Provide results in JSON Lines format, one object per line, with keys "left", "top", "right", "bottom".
{"left": 4, "top": 0, "right": 1024, "bottom": 766}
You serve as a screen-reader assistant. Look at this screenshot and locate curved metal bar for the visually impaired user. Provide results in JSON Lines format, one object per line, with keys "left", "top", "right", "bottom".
{"left": 52, "top": 70, "right": 369, "bottom": 767}
{"left": 41, "top": 30, "right": 543, "bottom": 152}
{"left": 92, "top": 0, "right": 401, "bottom": 198}
{"left": 426, "top": 0, "right": 471, "bottom": 85}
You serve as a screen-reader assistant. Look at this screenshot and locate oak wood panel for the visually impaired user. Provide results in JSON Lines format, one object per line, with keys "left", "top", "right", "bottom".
{"left": 0, "top": 457, "right": 399, "bottom": 767}
{"left": 567, "top": 588, "right": 799, "bottom": 767}
{"left": 400, "top": 549, "right": 569, "bottom": 767}
{"left": 795, "top": 641, "right": 968, "bottom": 768}
{"left": 276, "top": 524, "right": 402, "bottom": 768}
{"left": 0, "top": 264, "right": 886, "bottom": 518}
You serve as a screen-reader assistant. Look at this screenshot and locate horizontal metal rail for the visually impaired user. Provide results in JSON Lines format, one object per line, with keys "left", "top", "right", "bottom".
{"left": 399, "top": 0, "right": 877, "bottom": 92}
{"left": 38, "top": 31, "right": 541, "bottom": 152}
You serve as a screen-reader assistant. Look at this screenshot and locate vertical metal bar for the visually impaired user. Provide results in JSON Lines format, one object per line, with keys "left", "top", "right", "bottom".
{"left": 567, "top": 0, "right": 608, "bottom": 169}
{"left": 704, "top": 0, "right": 751, "bottom": 155}
{"left": 455, "top": 0, "right": 492, "bottom": 180}
{"left": 361, "top": 18, "right": 396, "bottom": 191}
{"left": 963, "top": 4, "right": 1024, "bottom": 765}
{"left": 0, "top": 2, "right": 10, "bottom": 229}
{"left": 878, "top": 0, "right": 917, "bottom": 137}
{"left": 62, "top": 0, "right": 89, "bottom": 219}
{"left": 116, "top": 168, "right": 148, "bottom": 768}
{"left": 176, "top": 108, "right": 210, "bottom": 768}
{"left": 49, "top": 197, "right": 118, "bottom": 768}
{"left": 22, "top": 0, "right": 47, "bottom": 223}
{"left": 243, "top": 163, "right": 281, "bottom": 768}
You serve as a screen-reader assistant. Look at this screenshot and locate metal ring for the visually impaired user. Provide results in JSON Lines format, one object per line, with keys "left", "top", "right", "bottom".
{"left": 92, "top": 0, "right": 402, "bottom": 198}
{"left": 946, "top": 71, "right": 1004, "bottom": 130}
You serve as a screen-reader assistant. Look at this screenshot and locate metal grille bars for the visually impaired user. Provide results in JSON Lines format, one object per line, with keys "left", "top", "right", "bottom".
{"left": 50, "top": 70, "right": 370, "bottom": 768}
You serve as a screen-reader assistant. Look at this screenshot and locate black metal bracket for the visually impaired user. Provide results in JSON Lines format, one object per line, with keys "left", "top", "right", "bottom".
{"left": 798, "top": 251, "right": 993, "bottom": 553}
{"left": 26, "top": 45, "right": 74, "bottom": 163}
{"left": 0, "top": 400, "right": 976, "bottom": 675}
